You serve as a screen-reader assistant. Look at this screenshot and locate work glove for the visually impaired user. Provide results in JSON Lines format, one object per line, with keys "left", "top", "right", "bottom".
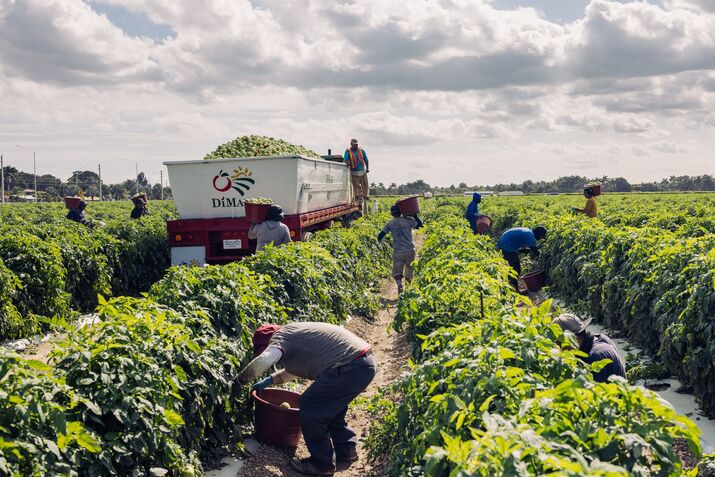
{"left": 252, "top": 376, "right": 272, "bottom": 393}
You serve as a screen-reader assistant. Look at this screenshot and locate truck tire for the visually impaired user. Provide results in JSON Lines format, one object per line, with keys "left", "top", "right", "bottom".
{"left": 301, "top": 231, "right": 314, "bottom": 242}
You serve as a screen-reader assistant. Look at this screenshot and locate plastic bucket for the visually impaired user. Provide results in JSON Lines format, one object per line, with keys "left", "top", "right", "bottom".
{"left": 521, "top": 270, "right": 547, "bottom": 292}
{"left": 245, "top": 203, "right": 272, "bottom": 223}
{"left": 587, "top": 185, "right": 602, "bottom": 196}
{"left": 252, "top": 388, "right": 302, "bottom": 447}
{"left": 396, "top": 196, "right": 420, "bottom": 215}
{"left": 476, "top": 215, "right": 492, "bottom": 234}
{"left": 64, "top": 197, "right": 82, "bottom": 210}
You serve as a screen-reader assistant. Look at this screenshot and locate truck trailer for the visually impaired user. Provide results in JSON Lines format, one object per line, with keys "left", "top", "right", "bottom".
{"left": 164, "top": 155, "right": 359, "bottom": 265}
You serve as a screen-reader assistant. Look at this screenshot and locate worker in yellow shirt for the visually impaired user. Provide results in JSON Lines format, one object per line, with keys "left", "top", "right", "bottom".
{"left": 572, "top": 187, "right": 598, "bottom": 218}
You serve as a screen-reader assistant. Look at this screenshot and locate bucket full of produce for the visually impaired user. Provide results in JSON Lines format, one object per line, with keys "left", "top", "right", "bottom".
{"left": 396, "top": 196, "right": 420, "bottom": 216}
{"left": 521, "top": 270, "right": 547, "bottom": 292}
{"left": 252, "top": 388, "right": 302, "bottom": 447}
{"left": 585, "top": 183, "right": 602, "bottom": 196}
{"left": 476, "top": 215, "right": 492, "bottom": 234}
{"left": 63, "top": 197, "right": 83, "bottom": 210}
{"left": 131, "top": 192, "right": 148, "bottom": 204}
{"left": 245, "top": 198, "right": 273, "bottom": 223}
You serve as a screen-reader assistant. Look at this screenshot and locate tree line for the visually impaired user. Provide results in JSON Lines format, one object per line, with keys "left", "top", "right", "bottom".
{"left": 370, "top": 175, "right": 715, "bottom": 195}
{"left": 1, "top": 167, "right": 171, "bottom": 201}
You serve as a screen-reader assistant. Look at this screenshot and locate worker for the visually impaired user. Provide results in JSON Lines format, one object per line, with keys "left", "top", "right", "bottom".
{"left": 66, "top": 200, "right": 91, "bottom": 227}
{"left": 248, "top": 204, "right": 292, "bottom": 252}
{"left": 496, "top": 226, "right": 547, "bottom": 292}
{"left": 552, "top": 313, "right": 626, "bottom": 383}
{"left": 572, "top": 186, "right": 598, "bottom": 218}
{"left": 377, "top": 204, "right": 423, "bottom": 293}
{"left": 130, "top": 195, "right": 149, "bottom": 219}
{"left": 343, "top": 138, "right": 369, "bottom": 202}
{"left": 239, "top": 323, "right": 377, "bottom": 476}
{"left": 464, "top": 192, "right": 482, "bottom": 234}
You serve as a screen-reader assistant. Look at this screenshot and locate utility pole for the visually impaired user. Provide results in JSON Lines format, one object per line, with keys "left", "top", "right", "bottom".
{"left": 160, "top": 170, "right": 164, "bottom": 200}
{"left": 135, "top": 162, "right": 139, "bottom": 195}
{"left": 33, "top": 152, "right": 37, "bottom": 202}
{"left": 1, "top": 154, "right": 4, "bottom": 204}
{"left": 98, "top": 164, "right": 103, "bottom": 201}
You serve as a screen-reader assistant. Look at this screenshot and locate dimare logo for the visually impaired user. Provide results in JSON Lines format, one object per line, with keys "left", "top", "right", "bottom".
{"left": 211, "top": 167, "right": 255, "bottom": 208}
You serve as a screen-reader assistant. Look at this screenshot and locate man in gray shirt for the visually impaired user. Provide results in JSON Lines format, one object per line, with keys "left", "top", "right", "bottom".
{"left": 377, "top": 204, "right": 424, "bottom": 293}
{"left": 248, "top": 204, "right": 292, "bottom": 252}
{"left": 239, "top": 322, "right": 377, "bottom": 476}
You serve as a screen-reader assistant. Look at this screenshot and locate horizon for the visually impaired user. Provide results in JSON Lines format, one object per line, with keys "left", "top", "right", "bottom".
{"left": 1, "top": 0, "right": 714, "bottom": 186}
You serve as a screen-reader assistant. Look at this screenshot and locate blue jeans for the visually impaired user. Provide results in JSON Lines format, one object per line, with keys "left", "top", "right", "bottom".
{"left": 299, "top": 352, "right": 377, "bottom": 470}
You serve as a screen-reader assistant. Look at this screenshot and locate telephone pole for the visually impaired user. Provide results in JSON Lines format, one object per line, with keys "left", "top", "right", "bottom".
{"left": 98, "top": 164, "right": 103, "bottom": 201}
{"left": 33, "top": 152, "right": 36, "bottom": 201}
{"left": 135, "top": 162, "right": 139, "bottom": 195}
{"left": 1, "top": 154, "right": 4, "bottom": 204}
{"left": 160, "top": 170, "right": 164, "bottom": 200}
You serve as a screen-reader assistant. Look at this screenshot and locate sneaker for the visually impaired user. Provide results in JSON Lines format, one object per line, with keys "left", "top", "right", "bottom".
{"left": 289, "top": 457, "right": 335, "bottom": 476}
{"left": 335, "top": 446, "right": 359, "bottom": 463}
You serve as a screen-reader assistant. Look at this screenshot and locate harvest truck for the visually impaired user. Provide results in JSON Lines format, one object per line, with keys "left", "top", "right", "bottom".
{"left": 164, "top": 155, "right": 358, "bottom": 265}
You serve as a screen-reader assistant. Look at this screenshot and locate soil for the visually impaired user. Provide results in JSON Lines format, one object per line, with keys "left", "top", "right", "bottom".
{"left": 235, "top": 277, "right": 411, "bottom": 477}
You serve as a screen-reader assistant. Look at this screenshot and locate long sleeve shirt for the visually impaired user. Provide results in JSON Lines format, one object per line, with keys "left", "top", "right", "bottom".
{"left": 496, "top": 227, "right": 537, "bottom": 254}
{"left": 248, "top": 220, "right": 292, "bottom": 251}
{"left": 238, "top": 322, "right": 370, "bottom": 384}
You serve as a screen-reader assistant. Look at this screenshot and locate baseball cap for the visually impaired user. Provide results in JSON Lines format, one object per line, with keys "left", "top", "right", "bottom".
{"left": 350, "top": 138, "right": 358, "bottom": 144}
{"left": 552, "top": 313, "right": 592, "bottom": 334}
{"left": 252, "top": 324, "right": 282, "bottom": 355}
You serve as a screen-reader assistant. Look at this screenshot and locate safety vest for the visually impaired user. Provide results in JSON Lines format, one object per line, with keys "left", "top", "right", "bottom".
{"left": 347, "top": 148, "right": 366, "bottom": 170}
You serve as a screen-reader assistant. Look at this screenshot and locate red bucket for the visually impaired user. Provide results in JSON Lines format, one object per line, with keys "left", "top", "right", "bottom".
{"left": 396, "top": 196, "right": 420, "bottom": 215}
{"left": 63, "top": 197, "right": 82, "bottom": 210}
{"left": 245, "top": 202, "right": 272, "bottom": 223}
{"left": 252, "top": 388, "right": 302, "bottom": 447}
{"left": 476, "top": 215, "right": 492, "bottom": 234}
{"left": 521, "top": 270, "right": 547, "bottom": 292}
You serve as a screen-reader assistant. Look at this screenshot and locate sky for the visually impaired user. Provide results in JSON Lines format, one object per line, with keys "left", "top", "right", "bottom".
{"left": 0, "top": 0, "right": 714, "bottom": 187}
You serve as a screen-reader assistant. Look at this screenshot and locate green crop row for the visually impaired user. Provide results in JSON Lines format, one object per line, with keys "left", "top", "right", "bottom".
{"left": 0, "top": 213, "right": 391, "bottom": 476}
{"left": 0, "top": 201, "right": 178, "bottom": 341}
{"left": 366, "top": 202, "right": 700, "bottom": 476}
{"left": 469, "top": 194, "right": 715, "bottom": 418}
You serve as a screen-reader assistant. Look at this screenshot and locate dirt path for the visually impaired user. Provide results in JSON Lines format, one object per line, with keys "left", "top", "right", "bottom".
{"left": 235, "top": 278, "right": 411, "bottom": 477}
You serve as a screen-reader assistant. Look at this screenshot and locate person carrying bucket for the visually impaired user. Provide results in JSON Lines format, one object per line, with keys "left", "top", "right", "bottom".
{"left": 239, "top": 323, "right": 377, "bottom": 476}
{"left": 248, "top": 204, "right": 292, "bottom": 252}
{"left": 465, "top": 192, "right": 482, "bottom": 234}
{"left": 343, "top": 138, "right": 369, "bottom": 202}
{"left": 130, "top": 194, "right": 149, "bottom": 219}
{"left": 571, "top": 186, "right": 598, "bottom": 218}
{"left": 496, "top": 226, "right": 547, "bottom": 292}
{"left": 66, "top": 200, "right": 91, "bottom": 227}
{"left": 377, "top": 203, "right": 423, "bottom": 294}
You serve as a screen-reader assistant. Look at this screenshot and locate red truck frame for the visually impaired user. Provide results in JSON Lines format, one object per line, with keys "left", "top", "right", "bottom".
{"left": 168, "top": 203, "right": 359, "bottom": 264}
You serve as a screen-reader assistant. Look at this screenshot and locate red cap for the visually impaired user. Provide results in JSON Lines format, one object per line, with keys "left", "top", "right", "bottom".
{"left": 252, "top": 324, "right": 282, "bottom": 355}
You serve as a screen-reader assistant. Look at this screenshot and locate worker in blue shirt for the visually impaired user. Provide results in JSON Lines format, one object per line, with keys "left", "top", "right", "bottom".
{"left": 464, "top": 193, "right": 482, "bottom": 234}
{"left": 496, "top": 226, "right": 547, "bottom": 291}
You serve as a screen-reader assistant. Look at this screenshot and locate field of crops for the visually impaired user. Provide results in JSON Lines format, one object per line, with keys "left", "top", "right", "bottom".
{"left": 0, "top": 201, "right": 179, "bottom": 341}
{"left": 365, "top": 200, "right": 707, "bottom": 476}
{"left": 2, "top": 192, "right": 714, "bottom": 476}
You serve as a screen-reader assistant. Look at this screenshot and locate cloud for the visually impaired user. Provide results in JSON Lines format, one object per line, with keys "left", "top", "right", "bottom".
{"left": 0, "top": 0, "right": 160, "bottom": 86}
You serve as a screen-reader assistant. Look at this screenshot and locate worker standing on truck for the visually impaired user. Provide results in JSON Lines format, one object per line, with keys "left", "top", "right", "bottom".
{"left": 572, "top": 187, "right": 598, "bottom": 218}
{"left": 496, "top": 226, "right": 547, "bottom": 292}
{"left": 552, "top": 314, "right": 626, "bottom": 383}
{"left": 240, "top": 323, "right": 377, "bottom": 476}
{"left": 343, "top": 139, "right": 369, "bottom": 202}
{"left": 464, "top": 192, "right": 482, "bottom": 234}
{"left": 130, "top": 195, "right": 149, "bottom": 220}
{"left": 66, "top": 200, "right": 91, "bottom": 227}
{"left": 248, "top": 204, "right": 292, "bottom": 252}
{"left": 378, "top": 204, "right": 423, "bottom": 294}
